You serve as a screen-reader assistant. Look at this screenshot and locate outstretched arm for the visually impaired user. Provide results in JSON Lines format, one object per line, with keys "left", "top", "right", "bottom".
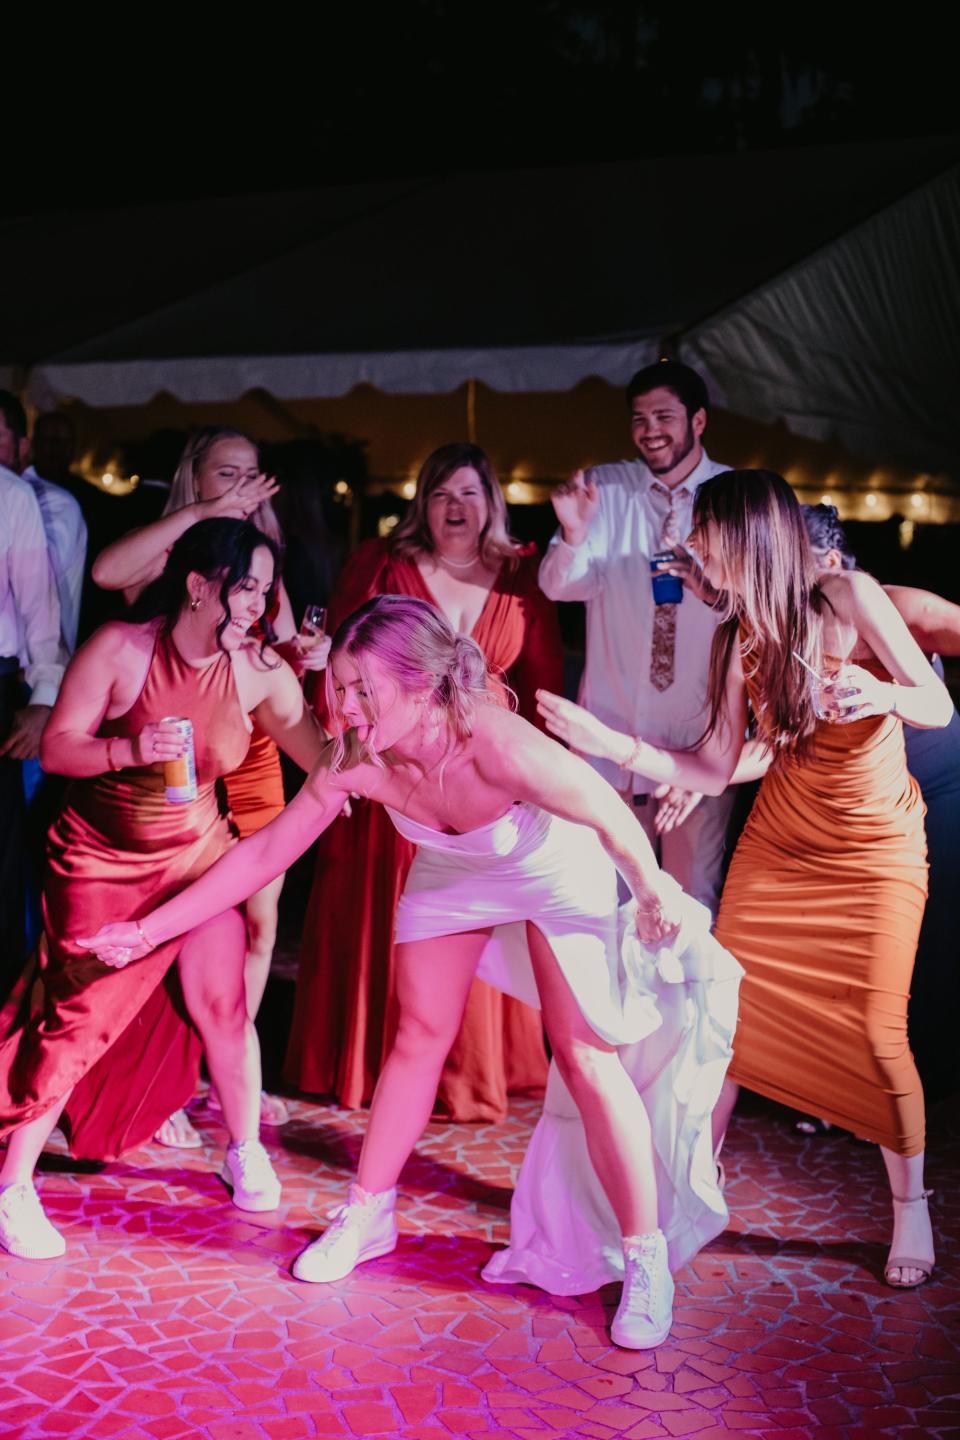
{"left": 536, "top": 641, "right": 748, "bottom": 795}
{"left": 92, "top": 507, "right": 205, "bottom": 593}
{"left": 478, "top": 711, "right": 678, "bottom": 941}
{"left": 77, "top": 757, "right": 348, "bottom": 963}
{"left": 885, "top": 584, "right": 960, "bottom": 659}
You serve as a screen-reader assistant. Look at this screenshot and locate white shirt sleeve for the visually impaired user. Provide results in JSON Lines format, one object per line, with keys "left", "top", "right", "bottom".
{"left": 8, "top": 484, "right": 64, "bottom": 706}
{"left": 538, "top": 480, "right": 610, "bottom": 602}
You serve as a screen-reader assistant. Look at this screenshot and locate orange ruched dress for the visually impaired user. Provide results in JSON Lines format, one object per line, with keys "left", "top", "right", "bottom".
{"left": 715, "top": 659, "right": 927, "bottom": 1157}
{"left": 284, "top": 539, "right": 563, "bottom": 1121}
{"left": 0, "top": 628, "right": 251, "bottom": 1160}
{"left": 222, "top": 596, "right": 287, "bottom": 840}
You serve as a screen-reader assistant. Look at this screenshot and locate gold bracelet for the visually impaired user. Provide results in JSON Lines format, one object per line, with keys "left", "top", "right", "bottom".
{"left": 621, "top": 736, "right": 644, "bottom": 771}
{"left": 136, "top": 919, "right": 154, "bottom": 949}
{"left": 105, "top": 737, "right": 122, "bottom": 771}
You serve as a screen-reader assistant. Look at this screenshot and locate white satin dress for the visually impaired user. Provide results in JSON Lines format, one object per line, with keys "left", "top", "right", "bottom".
{"left": 389, "top": 800, "right": 743, "bottom": 1295}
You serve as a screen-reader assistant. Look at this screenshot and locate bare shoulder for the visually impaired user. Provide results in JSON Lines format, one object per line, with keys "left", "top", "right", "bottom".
{"left": 82, "top": 619, "right": 157, "bottom": 665}
{"left": 471, "top": 703, "right": 554, "bottom": 780}
{"left": 234, "top": 638, "right": 297, "bottom": 693}
{"left": 820, "top": 567, "right": 884, "bottom": 616}
{"left": 304, "top": 729, "right": 378, "bottom": 798}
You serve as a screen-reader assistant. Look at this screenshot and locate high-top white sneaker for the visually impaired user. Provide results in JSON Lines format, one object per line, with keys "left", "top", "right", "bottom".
{"left": 220, "top": 1140, "right": 281, "bottom": 1212}
{"left": 292, "top": 1184, "right": 398, "bottom": 1283}
{"left": 0, "top": 1182, "right": 67, "bottom": 1259}
{"left": 610, "top": 1229, "right": 674, "bottom": 1349}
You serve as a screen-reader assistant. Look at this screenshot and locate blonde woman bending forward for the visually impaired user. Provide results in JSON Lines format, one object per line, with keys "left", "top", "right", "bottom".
{"left": 80, "top": 594, "right": 743, "bottom": 1351}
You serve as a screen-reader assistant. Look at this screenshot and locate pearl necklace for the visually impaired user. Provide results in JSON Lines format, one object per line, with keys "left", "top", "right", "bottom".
{"left": 435, "top": 550, "right": 481, "bottom": 571}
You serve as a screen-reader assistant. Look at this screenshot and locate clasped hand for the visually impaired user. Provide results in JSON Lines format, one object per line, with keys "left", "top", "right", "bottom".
{"left": 652, "top": 546, "right": 721, "bottom": 608}
{"left": 293, "top": 631, "right": 332, "bottom": 672}
{"left": 76, "top": 922, "right": 155, "bottom": 969}
{"left": 824, "top": 664, "right": 897, "bottom": 724}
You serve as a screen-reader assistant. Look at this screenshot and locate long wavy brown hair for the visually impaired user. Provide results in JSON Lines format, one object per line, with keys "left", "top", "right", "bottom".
{"left": 390, "top": 442, "right": 520, "bottom": 571}
{"left": 692, "top": 470, "right": 829, "bottom": 756}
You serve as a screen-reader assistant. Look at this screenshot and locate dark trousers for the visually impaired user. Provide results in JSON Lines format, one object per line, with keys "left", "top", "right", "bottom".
{"left": 0, "top": 660, "right": 26, "bottom": 1002}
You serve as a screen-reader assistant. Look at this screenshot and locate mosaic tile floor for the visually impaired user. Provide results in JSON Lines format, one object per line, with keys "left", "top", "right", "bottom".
{"left": 2, "top": 1090, "right": 958, "bottom": 1439}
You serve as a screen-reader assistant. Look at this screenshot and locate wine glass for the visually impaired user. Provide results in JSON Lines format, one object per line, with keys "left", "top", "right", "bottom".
{"left": 300, "top": 605, "right": 328, "bottom": 639}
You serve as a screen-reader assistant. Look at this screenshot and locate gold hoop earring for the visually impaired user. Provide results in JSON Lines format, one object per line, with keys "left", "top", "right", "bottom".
{"left": 190, "top": 597, "right": 201, "bottom": 612}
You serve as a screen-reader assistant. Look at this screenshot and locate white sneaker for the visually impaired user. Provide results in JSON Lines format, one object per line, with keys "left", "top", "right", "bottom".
{"left": 0, "top": 1182, "right": 67, "bottom": 1260}
{"left": 611, "top": 1229, "right": 674, "bottom": 1349}
{"left": 220, "top": 1140, "right": 281, "bottom": 1212}
{"left": 292, "top": 1184, "right": 397, "bottom": 1283}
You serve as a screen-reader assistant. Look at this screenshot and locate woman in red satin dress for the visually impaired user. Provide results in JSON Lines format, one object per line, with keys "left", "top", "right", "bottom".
{"left": 285, "top": 443, "right": 564, "bottom": 1121}
{"left": 93, "top": 429, "right": 328, "bottom": 1137}
{"left": 0, "top": 519, "right": 326, "bottom": 1260}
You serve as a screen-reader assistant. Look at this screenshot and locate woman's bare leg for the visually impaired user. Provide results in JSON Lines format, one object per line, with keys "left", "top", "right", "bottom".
{"left": 526, "top": 923, "right": 656, "bottom": 1236}
{"left": 356, "top": 930, "right": 489, "bottom": 1193}
{"left": 880, "top": 1144, "right": 934, "bottom": 1286}
{"left": 711, "top": 1077, "right": 740, "bottom": 1159}
{"left": 241, "top": 876, "right": 285, "bottom": 1020}
{"left": 178, "top": 908, "right": 259, "bottom": 1143}
{"left": 0, "top": 1091, "right": 72, "bottom": 1187}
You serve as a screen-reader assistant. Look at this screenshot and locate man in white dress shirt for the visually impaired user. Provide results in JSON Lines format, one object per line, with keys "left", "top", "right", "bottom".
{"left": 0, "top": 395, "right": 64, "bottom": 988}
{"left": 0, "top": 395, "right": 87, "bottom": 657}
{"left": 538, "top": 360, "right": 735, "bottom": 916}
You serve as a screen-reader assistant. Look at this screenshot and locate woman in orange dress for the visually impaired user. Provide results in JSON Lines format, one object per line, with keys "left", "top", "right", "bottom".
{"left": 285, "top": 443, "right": 562, "bottom": 1121}
{"left": 537, "top": 469, "right": 953, "bottom": 1289}
{"left": 93, "top": 429, "right": 328, "bottom": 1137}
{"left": 0, "top": 519, "right": 326, "bottom": 1259}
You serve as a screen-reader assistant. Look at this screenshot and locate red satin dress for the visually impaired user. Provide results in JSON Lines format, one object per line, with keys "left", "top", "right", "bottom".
{"left": 0, "top": 628, "right": 250, "bottom": 1160}
{"left": 284, "top": 539, "right": 564, "bottom": 1121}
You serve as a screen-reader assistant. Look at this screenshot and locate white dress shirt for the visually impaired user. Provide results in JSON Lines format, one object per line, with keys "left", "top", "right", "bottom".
{"left": 0, "top": 465, "right": 64, "bottom": 707}
{"left": 539, "top": 451, "right": 729, "bottom": 794}
{"left": 21, "top": 465, "right": 88, "bottom": 655}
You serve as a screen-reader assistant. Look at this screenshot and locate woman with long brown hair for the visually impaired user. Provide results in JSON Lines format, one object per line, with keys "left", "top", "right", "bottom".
{"left": 538, "top": 469, "right": 953, "bottom": 1289}
{"left": 285, "top": 443, "right": 563, "bottom": 1122}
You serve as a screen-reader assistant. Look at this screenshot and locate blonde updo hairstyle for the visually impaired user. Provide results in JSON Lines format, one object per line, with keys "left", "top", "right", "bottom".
{"left": 325, "top": 594, "right": 501, "bottom": 772}
{"left": 165, "top": 425, "right": 283, "bottom": 546}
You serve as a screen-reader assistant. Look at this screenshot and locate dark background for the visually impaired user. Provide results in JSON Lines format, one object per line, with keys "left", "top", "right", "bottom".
{"left": 8, "top": 5, "right": 956, "bottom": 220}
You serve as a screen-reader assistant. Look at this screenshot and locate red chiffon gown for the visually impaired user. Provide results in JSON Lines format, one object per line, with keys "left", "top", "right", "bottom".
{"left": 284, "top": 540, "right": 564, "bottom": 1120}
{"left": 0, "top": 629, "right": 251, "bottom": 1160}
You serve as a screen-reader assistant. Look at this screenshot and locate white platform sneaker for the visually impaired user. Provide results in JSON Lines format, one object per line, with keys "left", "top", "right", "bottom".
{"left": 220, "top": 1140, "right": 282, "bottom": 1212}
{"left": 610, "top": 1229, "right": 674, "bottom": 1349}
{"left": 292, "top": 1184, "right": 398, "bottom": 1283}
{"left": 0, "top": 1182, "right": 67, "bottom": 1259}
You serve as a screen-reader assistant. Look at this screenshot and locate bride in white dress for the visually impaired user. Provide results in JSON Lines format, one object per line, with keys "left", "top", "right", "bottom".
{"left": 80, "top": 594, "right": 741, "bottom": 1350}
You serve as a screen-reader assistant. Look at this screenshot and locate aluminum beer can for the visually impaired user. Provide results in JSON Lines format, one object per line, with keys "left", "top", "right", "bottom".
{"left": 161, "top": 716, "right": 198, "bottom": 803}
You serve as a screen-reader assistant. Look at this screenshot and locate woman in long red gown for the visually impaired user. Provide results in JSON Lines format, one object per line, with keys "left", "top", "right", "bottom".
{"left": 285, "top": 443, "right": 563, "bottom": 1120}
{"left": 92, "top": 428, "right": 328, "bottom": 1138}
{"left": 0, "top": 520, "right": 325, "bottom": 1260}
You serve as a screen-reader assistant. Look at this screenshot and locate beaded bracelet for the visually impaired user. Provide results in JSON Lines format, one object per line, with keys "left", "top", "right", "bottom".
{"left": 621, "top": 736, "right": 644, "bottom": 772}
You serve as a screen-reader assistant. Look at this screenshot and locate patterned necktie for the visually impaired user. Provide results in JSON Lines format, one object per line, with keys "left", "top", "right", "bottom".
{"left": 649, "top": 482, "right": 681, "bottom": 692}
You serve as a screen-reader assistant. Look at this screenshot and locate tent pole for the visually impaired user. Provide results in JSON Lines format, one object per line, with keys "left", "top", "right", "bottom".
{"left": 466, "top": 378, "right": 477, "bottom": 443}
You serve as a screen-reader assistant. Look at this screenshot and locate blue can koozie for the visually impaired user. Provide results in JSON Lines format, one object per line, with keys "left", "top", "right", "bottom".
{"left": 651, "top": 551, "right": 683, "bottom": 605}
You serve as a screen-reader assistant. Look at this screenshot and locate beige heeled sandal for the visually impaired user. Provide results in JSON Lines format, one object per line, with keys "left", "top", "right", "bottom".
{"left": 884, "top": 1189, "right": 935, "bottom": 1288}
